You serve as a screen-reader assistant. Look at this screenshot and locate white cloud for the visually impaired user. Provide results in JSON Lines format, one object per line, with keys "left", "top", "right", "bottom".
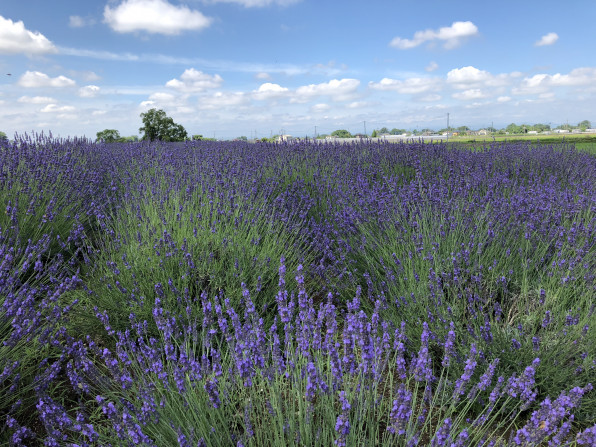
{"left": 346, "top": 101, "right": 373, "bottom": 109}
{"left": 0, "top": 15, "right": 57, "bottom": 55}
{"left": 252, "top": 82, "right": 289, "bottom": 100}
{"left": 420, "top": 94, "right": 441, "bottom": 102}
{"left": 69, "top": 15, "right": 96, "bottom": 28}
{"left": 452, "top": 89, "right": 487, "bottom": 100}
{"left": 17, "top": 95, "right": 56, "bottom": 104}
{"left": 512, "top": 68, "right": 596, "bottom": 95}
{"left": 166, "top": 68, "right": 223, "bottom": 92}
{"left": 390, "top": 21, "right": 478, "bottom": 50}
{"left": 198, "top": 92, "right": 248, "bottom": 109}
{"left": 291, "top": 78, "right": 360, "bottom": 103}
{"left": 447, "top": 66, "right": 490, "bottom": 84}
{"left": 311, "top": 103, "right": 330, "bottom": 113}
{"left": 497, "top": 96, "right": 511, "bottom": 103}
{"left": 255, "top": 72, "right": 271, "bottom": 80}
{"left": 149, "top": 92, "right": 177, "bottom": 103}
{"left": 104, "top": 0, "right": 212, "bottom": 35}
{"left": 92, "top": 110, "right": 107, "bottom": 116}
{"left": 446, "top": 66, "right": 516, "bottom": 89}
{"left": 18, "top": 71, "right": 76, "bottom": 88}
{"left": 69, "top": 16, "right": 86, "bottom": 28}
{"left": 205, "top": 0, "right": 300, "bottom": 7}
{"left": 78, "top": 85, "right": 100, "bottom": 98}
{"left": 369, "top": 77, "right": 440, "bottom": 94}
{"left": 40, "top": 104, "right": 76, "bottom": 113}
{"left": 425, "top": 61, "right": 439, "bottom": 72}
{"left": 535, "top": 32, "right": 558, "bottom": 47}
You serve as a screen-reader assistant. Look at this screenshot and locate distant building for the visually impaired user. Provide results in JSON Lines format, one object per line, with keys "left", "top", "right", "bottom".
{"left": 585, "top": 129, "right": 596, "bottom": 133}
{"left": 527, "top": 130, "right": 538, "bottom": 134}
{"left": 554, "top": 129, "right": 570, "bottom": 133}
{"left": 277, "top": 134, "right": 294, "bottom": 142}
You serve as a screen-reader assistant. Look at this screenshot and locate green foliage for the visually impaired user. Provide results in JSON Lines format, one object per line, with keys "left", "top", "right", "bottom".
{"left": 0, "top": 131, "right": 8, "bottom": 143}
{"left": 96, "top": 129, "right": 121, "bottom": 143}
{"left": 390, "top": 128, "right": 406, "bottom": 135}
{"left": 371, "top": 129, "right": 378, "bottom": 138}
{"left": 139, "top": 108, "right": 188, "bottom": 142}
{"left": 331, "top": 129, "right": 352, "bottom": 138}
{"left": 378, "top": 127, "right": 389, "bottom": 134}
{"left": 578, "top": 120, "right": 591, "bottom": 130}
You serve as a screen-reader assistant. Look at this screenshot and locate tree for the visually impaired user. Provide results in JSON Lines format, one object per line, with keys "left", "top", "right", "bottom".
{"left": 139, "top": 108, "right": 188, "bottom": 142}
{"left": 378, "top": 127, "right": 389, "bottom": 134}
{"left": 96, "top": 129, "right": 121, "bottom": 143}
{"left": 0, "top": 131, "right": 8, "bottom": 144}
{"left": 331, "top": 129, "right": 352, "bottom": 138}
{"left": 506, "top": 123, "right": 523, "bottom": 134}
{"left": 578, "top": 120, "right": 591, "bottom": 130}
{"left": 390, "top": 128, "right": 406, "bottom": 135}
{"left": 371, "top": 129, "right": 378, "bottom": 138}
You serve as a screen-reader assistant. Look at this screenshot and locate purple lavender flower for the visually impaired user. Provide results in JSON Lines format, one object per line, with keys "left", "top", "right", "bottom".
{"left": 453, "top": 343, "right": 478, "bottom": 401}
{"left": 334, "top": 391, "right": 351, "bottom": 446}
{"left": 431, "top": 418, "right": 452, "bottom": 446}
{"left": 411, "top": 322, "right": 435, "bottom": 382}
{"left": 506, "top": 358, "right": 540, "bottom": 409}
{"left": 388, "top": 384, "right": 412, "bottom": 435}
{"left": 442, "top": 322, "right": 456, "bottom": 368}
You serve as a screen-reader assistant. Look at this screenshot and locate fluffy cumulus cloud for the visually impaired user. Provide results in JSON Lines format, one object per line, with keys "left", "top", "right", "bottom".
{"left": 252, "top": 83, "right": 289, "bottom": 100}
{"left": 78, "top": 85, "right": 100, "bottom": 98}
{"left": 513, "top": 67, "right": 596, "bottom": 95}
{"left": 535, "top": 32, "right": 558, "bottom": 47}
{"left": 390, "top": 21, "right": 478, "bottom": 50}
{"left": 446, "top": 66, "right": 518, "bottom": 89}
{"left": 104, "top": 0, "right": 212, "bottom": 35}
{"left": 369, "top": 77, "right": 440, "bottom": 94}
{"left": 166, "top": 68, "right": 223, "bottom": 92}
{"left": 18, "top": 71, "right": 76, "bottom": 88}
{"left": 291, "top": 78, "right": 360, "bottom": 103}
{"left": 17, "top": 96, "right": 56, "bottom": 104}
{"left": 0, "top": 15, "right": 57, "bottom": 55}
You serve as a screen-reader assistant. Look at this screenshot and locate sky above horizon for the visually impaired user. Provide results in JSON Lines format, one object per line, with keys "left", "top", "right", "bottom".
{"left": 1, "top": 0, "right": 596, "bottom": 139}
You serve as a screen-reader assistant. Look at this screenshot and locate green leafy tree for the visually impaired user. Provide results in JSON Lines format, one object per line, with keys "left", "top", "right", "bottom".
{"left": 0, "top": 131, "right": 7, "bottom": 144}
{"left": 331, "top": 129, "right": 352, "bottom": 138}
{"left": 371, "top": 129, "right": 378, "bottom": 138}
{"left": 139, "top": 108, "right": 188, "bottom": 142}
{"left": 390, "top": 128, "right": 406, "bottom": 135}
{"left": 378, "top": 127, "right": 389, "bottom": 134}
{"left": 578, "top": 120, "right": 591, "bottom": 130}
{"left": 506, "top": 123, "right": 523, "bottom": 134}
{"left": 192, "top": 135, "right": 204, "bottom": 141}
{"left": 96, "top": 129, "right": 121, "bottom": 143}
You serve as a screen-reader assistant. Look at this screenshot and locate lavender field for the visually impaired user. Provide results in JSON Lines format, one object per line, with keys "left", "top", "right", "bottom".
{"left": 1, "top": 134, "right": 595, "bottom": 446}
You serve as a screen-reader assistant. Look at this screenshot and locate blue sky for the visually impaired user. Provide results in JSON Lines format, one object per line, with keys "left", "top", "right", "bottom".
{"left": 1, "top": 0, "right": 596, "bottom": 139}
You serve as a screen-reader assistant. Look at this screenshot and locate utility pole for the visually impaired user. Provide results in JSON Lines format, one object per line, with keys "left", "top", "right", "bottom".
{"left": 314, "top": 125, "right": 317, "bottom": 138}
{"left": 446, "top": 113, "right": 450, "bottom": 142}
{"left": 363, "top": 121, "right": 367, "bottom": 137}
